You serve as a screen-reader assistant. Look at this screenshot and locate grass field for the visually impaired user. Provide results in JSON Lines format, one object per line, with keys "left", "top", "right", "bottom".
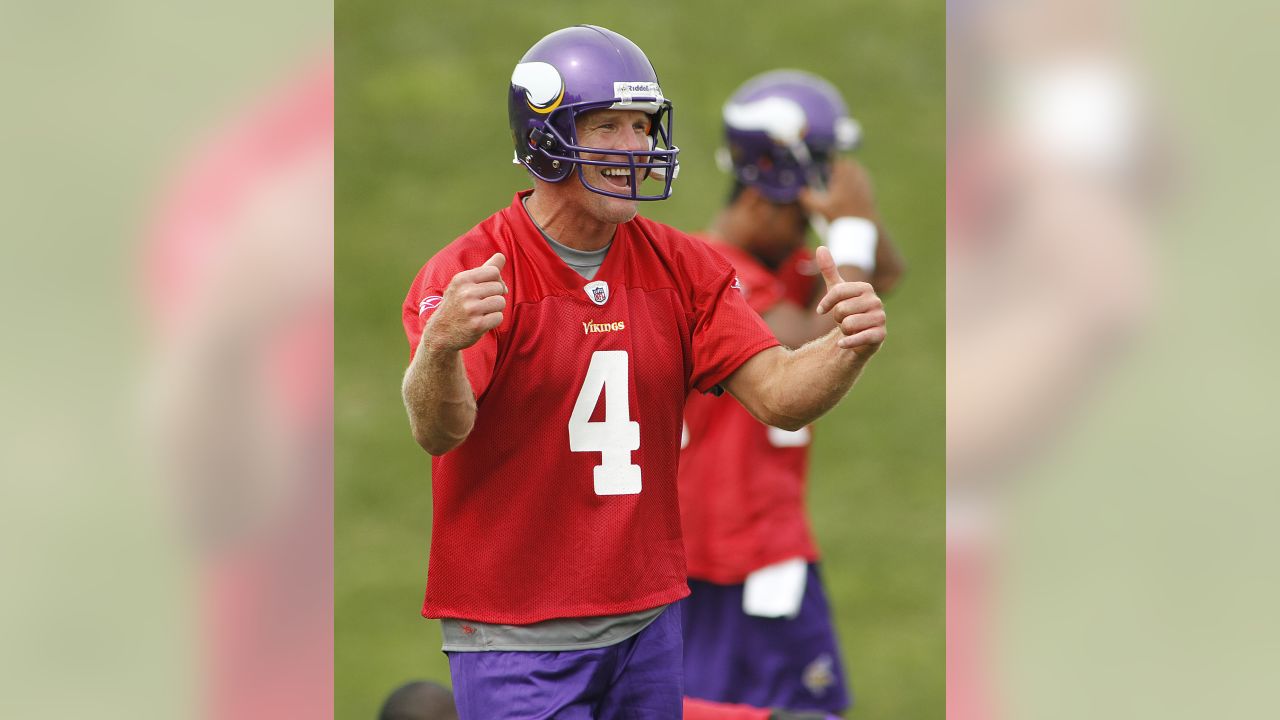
{"left": 336, "top": 1, "right": 944, "bottom": 717}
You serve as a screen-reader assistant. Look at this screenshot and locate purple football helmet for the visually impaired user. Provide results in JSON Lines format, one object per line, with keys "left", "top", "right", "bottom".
{"left": 720, "top": 70, "right": 862, "bottom": 203}
{"left": 509, "top": 25, "right": 679, "bottom": 201}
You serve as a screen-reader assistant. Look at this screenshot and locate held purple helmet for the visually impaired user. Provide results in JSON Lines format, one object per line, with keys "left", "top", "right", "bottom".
{"left": 509, "top": 25, "right": 679, "bottom": 201}
{"left": 720, "top": 70, "right": 862, "bottom": 203}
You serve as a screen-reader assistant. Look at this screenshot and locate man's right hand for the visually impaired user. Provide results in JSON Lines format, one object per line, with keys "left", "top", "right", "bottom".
{"left": 422, "top": 253, "right": 507, "bottom": 353}
{"left": 797, "top": 157, "right": 878, "bottom": 222}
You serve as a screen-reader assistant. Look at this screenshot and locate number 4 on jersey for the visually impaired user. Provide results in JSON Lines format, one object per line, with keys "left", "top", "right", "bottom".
{"left": 569, "top": 350, "right": 641, "bottom": 495}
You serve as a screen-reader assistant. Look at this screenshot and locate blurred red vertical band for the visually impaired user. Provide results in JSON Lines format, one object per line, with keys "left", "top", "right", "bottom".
{"left": 147, "top": 54, "right": 334, "bottom": 720}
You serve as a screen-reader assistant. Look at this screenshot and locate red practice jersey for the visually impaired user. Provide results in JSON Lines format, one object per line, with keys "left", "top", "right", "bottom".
{"left": 775, "top": 246, "right": 822, "bottom": 308}
{"left": 403, "top": 192, "right": 779, "bottom": 624}
{"left": 679, "top": 238, "right": 822, "bottom": 584}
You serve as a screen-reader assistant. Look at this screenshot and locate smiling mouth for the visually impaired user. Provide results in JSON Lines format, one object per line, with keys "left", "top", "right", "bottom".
{"left": 600, "top": 167, "right": 634, "bottom": 190}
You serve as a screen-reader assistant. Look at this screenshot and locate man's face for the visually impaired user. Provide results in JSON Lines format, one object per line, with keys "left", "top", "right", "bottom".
{"left": 765, "top": 199, "right": 810, "bottom": 260}
{"left": 742, "top": 189, "right": 809, "bottom": 266}
{"left": 566, "top": 108, "right": 655, "bottom": 224}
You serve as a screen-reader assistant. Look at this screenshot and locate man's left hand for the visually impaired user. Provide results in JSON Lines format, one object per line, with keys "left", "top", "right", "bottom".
{"left": 814, "top": 245, "right": 887, "bottom": 354}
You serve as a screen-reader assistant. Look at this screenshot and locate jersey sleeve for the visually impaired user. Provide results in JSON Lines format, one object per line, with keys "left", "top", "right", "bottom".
{"left": 402, "top": 255, "right": 499, "bottom": 399}
{"left": 687, "top": 250, "right": 782, "bottom": 394}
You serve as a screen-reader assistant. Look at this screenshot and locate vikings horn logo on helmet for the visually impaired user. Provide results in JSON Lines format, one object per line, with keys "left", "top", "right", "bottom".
{"left": 723, "top": 96, "right": 810, "bottom": 146}
{"left": 512, "top": 62, "right": 565, "bottom": 114}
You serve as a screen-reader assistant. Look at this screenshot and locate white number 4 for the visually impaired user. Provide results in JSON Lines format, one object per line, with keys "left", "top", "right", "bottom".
{"left": 569, "top": 350, "right": 641, "bottom": 495}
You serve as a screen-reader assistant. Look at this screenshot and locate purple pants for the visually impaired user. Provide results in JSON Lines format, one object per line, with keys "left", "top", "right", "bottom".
{"left": 445, "top": 605, "right": 683, "bottom": 719}
{"left": 680, "top": 564, "right": 851, "bottom": 713}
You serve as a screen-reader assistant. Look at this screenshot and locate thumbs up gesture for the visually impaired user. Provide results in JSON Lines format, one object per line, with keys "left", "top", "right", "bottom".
{"left": 423, "top": 253, "right": 508, "bottom": 353}
{"left": 813, "top": 246, "right": 886, "bottom": 354}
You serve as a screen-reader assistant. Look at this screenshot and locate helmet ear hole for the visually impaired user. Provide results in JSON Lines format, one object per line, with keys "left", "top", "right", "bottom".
{"left": 529, "top": 126, "right": 561, "bottom": 153}
{"left": 520, "top": 124, "right": 572, "bottom": 182}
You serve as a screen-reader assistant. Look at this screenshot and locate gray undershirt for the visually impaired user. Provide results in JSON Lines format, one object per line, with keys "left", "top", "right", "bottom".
{"left": 441, "top": 605, "right": 669, "bottom": 652}
{"left": 522, "top": 196, "right": 610, "bottom": 279}
{"left": 442, "top": 199, "right": 653, "bottom": 653}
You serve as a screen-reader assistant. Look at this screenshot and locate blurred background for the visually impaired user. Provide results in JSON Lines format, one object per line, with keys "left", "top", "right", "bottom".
{"left": 336, "top": 0, "right": 943, "bottom": 718}
{"left": 15, "top": 0, "right": 1277, "bottom": 717}
{"left": 1, "top": 1, "right": 330, "bottom": 718}
{"left": 948, "top": 0, "right": 1280, "bottom": 718}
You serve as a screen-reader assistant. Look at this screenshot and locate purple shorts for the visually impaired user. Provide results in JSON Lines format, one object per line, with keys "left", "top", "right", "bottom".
{"left": 445, "top": 605, "right": 683, "bottom": 719}
{"left": 680, "top": 564, "right": 851, "bottom": 713}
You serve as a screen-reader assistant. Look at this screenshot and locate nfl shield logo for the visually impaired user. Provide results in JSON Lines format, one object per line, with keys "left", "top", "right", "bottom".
{"left": 584, "top": 280, "right": 610, "bottom": 306}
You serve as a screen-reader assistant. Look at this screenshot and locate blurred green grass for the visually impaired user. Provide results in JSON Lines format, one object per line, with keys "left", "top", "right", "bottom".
{"left": 336, "top": 1, "right": 943, "bottom": 717}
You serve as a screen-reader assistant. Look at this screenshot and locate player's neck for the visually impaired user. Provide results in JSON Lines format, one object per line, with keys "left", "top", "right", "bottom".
{"left": 711, "top": 205, "right": 788, "bottom": 268}
{"left": 524, "top": 191, "right": 616, "bottom": 252}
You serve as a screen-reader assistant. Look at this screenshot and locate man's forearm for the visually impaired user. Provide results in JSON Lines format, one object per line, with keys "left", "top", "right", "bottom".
{"left": 767, "top": 330, "right": 869, "bottom": 429}
{"left": 402, "top": 340, "right": 477, "bottom": 455}
{"left": 728, "top": 331, "right": 872, "bottom": 432}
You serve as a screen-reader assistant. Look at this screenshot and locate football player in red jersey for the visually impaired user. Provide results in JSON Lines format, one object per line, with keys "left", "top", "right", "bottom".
{"left": 400, "top": 27, "right": 886, "bottom": 718}
{"left": 678, "top": 71, "right": 905, "bottom": 715}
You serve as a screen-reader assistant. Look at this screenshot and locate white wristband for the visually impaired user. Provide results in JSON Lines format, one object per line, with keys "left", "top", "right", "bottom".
{"left": 825, "top": 216, "right": 878, "bottom": 272}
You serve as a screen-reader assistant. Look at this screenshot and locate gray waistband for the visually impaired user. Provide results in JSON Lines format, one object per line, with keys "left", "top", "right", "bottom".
{"left": 440, "top": 604, "right": 668, "bottom": 652}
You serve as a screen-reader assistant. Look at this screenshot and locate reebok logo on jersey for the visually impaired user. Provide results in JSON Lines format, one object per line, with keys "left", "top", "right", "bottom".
{"left": 584, "top": 280, "right": 610, "bottom": 306}
{"left": 731, "top": 276, "right": 745, "bottom": 296}
{"left": 419, "top": 296, "right": 443, "bottom": 316}
{"left": 583, "top": 320, "right": 625, "bottom": 335}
